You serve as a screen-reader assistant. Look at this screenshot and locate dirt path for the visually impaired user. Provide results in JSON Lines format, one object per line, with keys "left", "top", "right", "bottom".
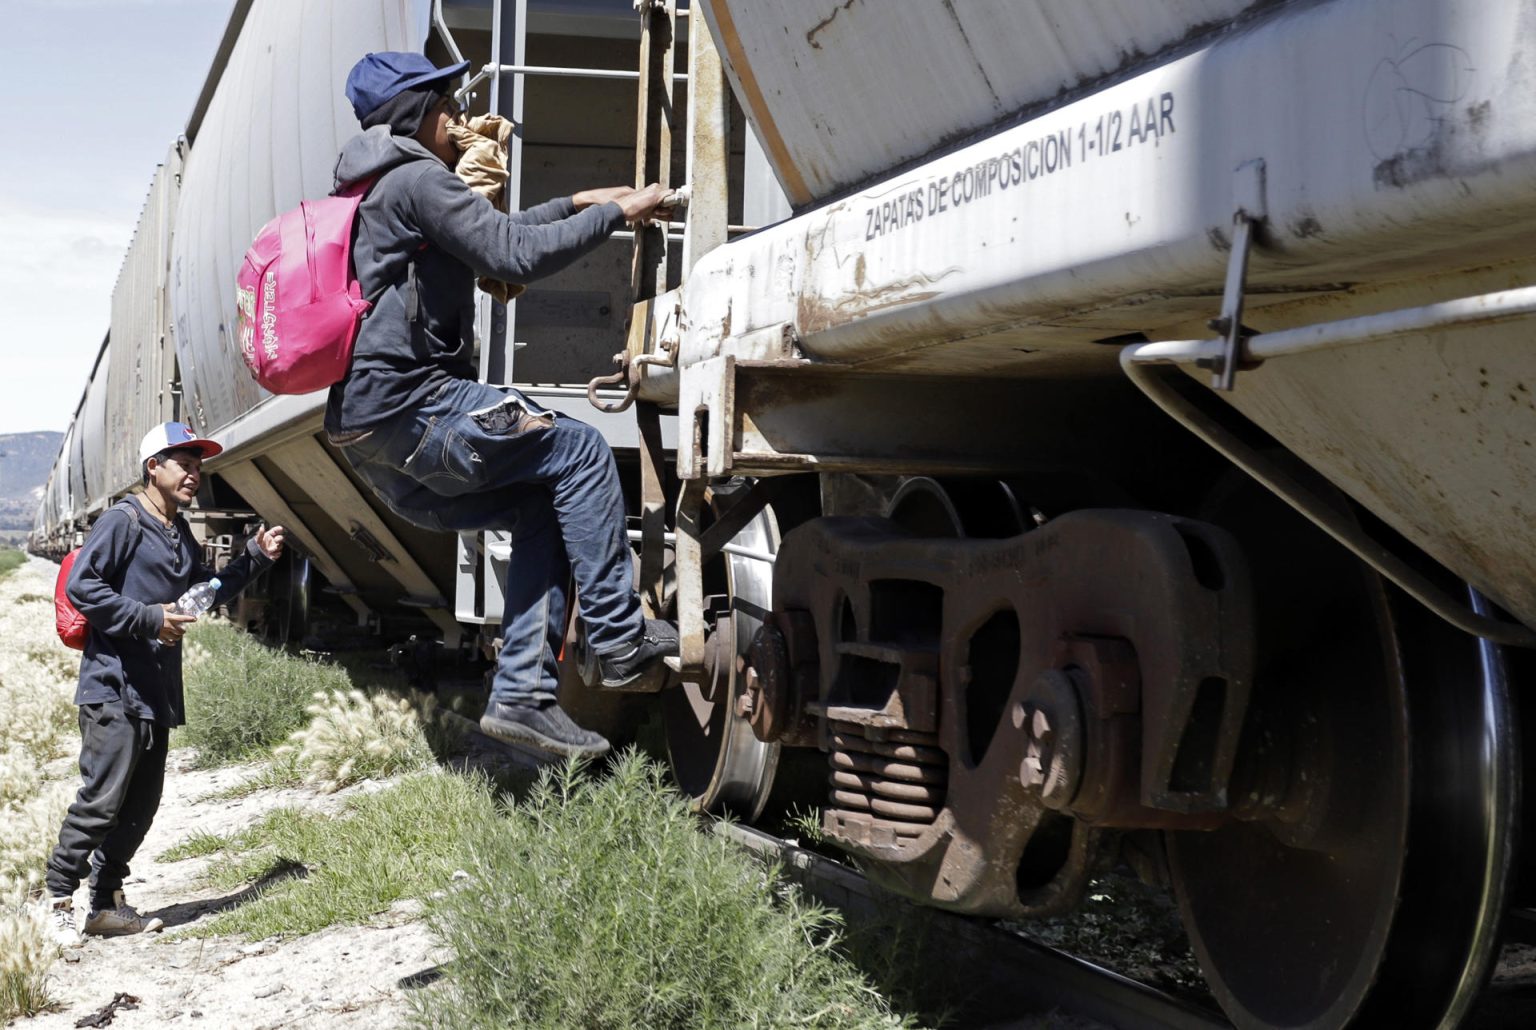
{"left": 21, "top": 755, "right": 444, "bottom": 1030}
{"left": 3, "top": 549, "right": 447, "bottom": 1029}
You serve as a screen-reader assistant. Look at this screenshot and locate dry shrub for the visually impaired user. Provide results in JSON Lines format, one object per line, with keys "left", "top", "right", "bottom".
{"left": 0, "top": 773, "right": 71, "bottom": 896}
{"left": 277, "top": 689, "right": 435, "bottom": 793}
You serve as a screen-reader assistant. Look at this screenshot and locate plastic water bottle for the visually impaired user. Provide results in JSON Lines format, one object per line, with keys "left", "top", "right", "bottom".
{"left": 172, "top": 578, "right": 221, "bottom": 616}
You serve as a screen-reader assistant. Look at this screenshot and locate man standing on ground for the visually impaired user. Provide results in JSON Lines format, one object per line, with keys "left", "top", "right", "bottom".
{"left": 325, "top": 52, "right": 677, "bottom": 759}
{"left": 41, "top": 423, "right": 285, "bottom": 946}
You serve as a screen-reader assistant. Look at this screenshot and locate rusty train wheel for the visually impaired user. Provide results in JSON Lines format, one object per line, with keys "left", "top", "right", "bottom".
{"left": 1166, "top": 481, "right": 1518, "bottom": 1029}
{"left": 661, "top": 481, "right": 782, "bottom": 820}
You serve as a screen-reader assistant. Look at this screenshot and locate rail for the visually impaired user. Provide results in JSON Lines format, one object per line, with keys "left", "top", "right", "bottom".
{"left": 458, "top": 61, "right": 688, "bottom": 99}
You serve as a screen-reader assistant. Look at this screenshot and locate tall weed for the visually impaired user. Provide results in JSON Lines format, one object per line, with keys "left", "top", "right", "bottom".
{"left": 0, "top": 776, "right": 71, "bottom": 895}
{"left": 0, "top": 890, "right": 55, "bottom": 1021}
{"left": 0, "top": 560, "right": 75, "bottom": 1018}
{"left": 277, "top": 688, "right": 435, "bottom": 793}
{"left": 178, "top": 623, "right": 343, "bottom": 765}
{"left": 412, "top": 752, "right": 913, "bottom": 1030}
{"left": 0, "top": 563, "right": 78, "bottom": 766}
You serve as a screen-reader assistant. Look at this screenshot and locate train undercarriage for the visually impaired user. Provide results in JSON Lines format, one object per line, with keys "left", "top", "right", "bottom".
{"left": 553, "top": 370, "right": 1524, "bottom": 1029}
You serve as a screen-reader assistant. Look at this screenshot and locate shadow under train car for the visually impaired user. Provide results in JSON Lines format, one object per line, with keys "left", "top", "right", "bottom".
{"left": 197, "top": 386, "right": 674, "bottom": 651}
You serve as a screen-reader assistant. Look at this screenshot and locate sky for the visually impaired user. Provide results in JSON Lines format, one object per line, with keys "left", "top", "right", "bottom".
{"left": 0, "top": 0, "right": 236, "bottom": 436}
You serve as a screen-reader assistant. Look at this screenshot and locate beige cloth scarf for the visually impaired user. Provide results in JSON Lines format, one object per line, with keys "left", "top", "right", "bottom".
{"left": 449, "top": 114, "right": 525, "bottom": 303}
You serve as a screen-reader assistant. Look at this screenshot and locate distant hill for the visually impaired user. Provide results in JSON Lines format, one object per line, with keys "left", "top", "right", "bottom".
{"left": 0, "top": 431, "right": 63, "bottom": 534}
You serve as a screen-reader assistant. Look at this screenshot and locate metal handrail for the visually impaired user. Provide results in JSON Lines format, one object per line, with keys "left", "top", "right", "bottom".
{"left": 1121, "top": 286, "right": 1536, "bottom": 647}
{"left": 459, "top": 61, "right": 687, "bottom": 99}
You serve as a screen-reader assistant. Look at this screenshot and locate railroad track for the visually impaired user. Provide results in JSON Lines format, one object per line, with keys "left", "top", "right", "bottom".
{"left": 716, "top": 822, "right": 1227, "bottom": 1029}
{"left": 441, "top": 708, "right": 1230, "bottom": 1029}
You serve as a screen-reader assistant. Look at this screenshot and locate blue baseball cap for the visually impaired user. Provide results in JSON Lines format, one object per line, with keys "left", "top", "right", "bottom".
{"left": 345, "top": 52, "right": 470, "bottom": 122}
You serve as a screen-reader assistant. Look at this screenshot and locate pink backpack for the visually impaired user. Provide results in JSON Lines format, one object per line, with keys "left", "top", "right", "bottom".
{"left": 235, "top": 178, "right": 376, "bottom": 394}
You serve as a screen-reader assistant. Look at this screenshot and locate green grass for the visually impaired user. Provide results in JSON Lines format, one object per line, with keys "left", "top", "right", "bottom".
{"left": 787, "top": 803, "right": 828, "bottom": 846}
{"left": 410, "top": 753, "right": 916, "bottom": 1030}
{"left": 177, "top": 623, "right": 352, "bottom": 766}
{"left": 183, "top": 769, "right": 499, "bottom": 940}
{"left": 0, "top": 550, "right": 26, "bottom": 582}
{"left": 158, "top": 829, "right": 233, "bottom": 862}
{"left": 194, "top": 753, "right": 302, "bottom": 802}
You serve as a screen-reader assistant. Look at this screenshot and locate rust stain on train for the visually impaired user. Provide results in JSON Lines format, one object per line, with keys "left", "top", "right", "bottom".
{"left": 796, "top": 270, "right": 960, "bottom": 337}
{"left": 805, "top": 0, "right": 863, "bottom": 50}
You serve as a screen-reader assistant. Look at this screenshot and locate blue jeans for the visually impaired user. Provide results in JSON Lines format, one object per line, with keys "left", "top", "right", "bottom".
{"left": 343, "top": 378, "right": 641, "bottom": 704}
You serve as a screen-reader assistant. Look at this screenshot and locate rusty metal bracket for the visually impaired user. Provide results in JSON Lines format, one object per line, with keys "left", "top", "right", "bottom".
{"left": 587, "top": 350, "right": 676, "bottom": 414}
{"left": 630, "top": 0, "right": 675, "bottom": 300}
{"left": 590, "top": 292, "right": 681, "bottom": 414}
{"left": 635, "top": 401, "right": 670, "bottom": 618}
{"left": 669, "top": 477, "right": 710, "bottom": 678}
{"left": 769, "top": 509, "right": 1253, "bottom": 917}
{"left": 1204, "top": 158, "right": 1267, "bottom": 391}
{"left": 677, "top": 355, "right": 736, "bottom": 479}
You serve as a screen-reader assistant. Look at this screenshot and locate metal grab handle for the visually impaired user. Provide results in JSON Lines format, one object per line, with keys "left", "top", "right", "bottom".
{"left": 588, "top": 354, "right": 634, "bottom": 413}
{"left": 587, "top": 351, "right": 675, "bottom": 414}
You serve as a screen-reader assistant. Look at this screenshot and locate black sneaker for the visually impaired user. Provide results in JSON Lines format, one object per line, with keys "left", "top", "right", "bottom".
{"left": 479, "top": 700, "right": 610, "bottom": 759}
{"left": 599, "top": 619, "right": 679, "bottom": 688}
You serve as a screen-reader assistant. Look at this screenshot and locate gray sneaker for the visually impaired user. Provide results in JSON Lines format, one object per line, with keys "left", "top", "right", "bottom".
{"left": 479, "top": 700, "right": 610, "bottom": 759}
{"left": 43, "top": 895, "right": 81, "bottom": 949}
{"left": 83, "top": 891, "right": 164, "bottom": 937}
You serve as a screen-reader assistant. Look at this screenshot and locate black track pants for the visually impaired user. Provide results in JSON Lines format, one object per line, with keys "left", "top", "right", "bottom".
{"left": 44, "top": 701, "right": 168, "bottom": 908}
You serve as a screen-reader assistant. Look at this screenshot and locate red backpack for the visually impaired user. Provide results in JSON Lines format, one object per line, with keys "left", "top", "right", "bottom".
{"left": 234, "top": 178, "right": 376, "bottom": 395}
{"left": 54, "top": 548, "right": 88, "bottom": 649}
{"left": 54, "top": 501, "right": 144, "bottom": 650}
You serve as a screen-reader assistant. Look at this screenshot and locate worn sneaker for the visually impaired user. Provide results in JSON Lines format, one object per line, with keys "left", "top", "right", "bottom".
{"left": 83, "top": 891, "right": 164, "bottom": 937}
{"left": 42, "top": 895, "right": 81, "bottom": 949}
{"left": 479, "top": 700, "right": 610, "bottom": 759}
{"left": 599, "top": 619, "right": 679, "bottom": 687}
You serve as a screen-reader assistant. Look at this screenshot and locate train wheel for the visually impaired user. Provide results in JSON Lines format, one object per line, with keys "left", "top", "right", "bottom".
{"left": 261, "top": 551, "right": 311, "bottom": 644}
{"left": 661, "top": 481, "right": 782, "bottom": 820}
{"left": 1166, "top": 480, "right": 1518, "bottom": 1029}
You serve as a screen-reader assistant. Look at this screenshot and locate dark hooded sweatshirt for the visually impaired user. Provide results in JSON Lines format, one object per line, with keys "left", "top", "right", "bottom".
{"left": 67, "top": 499, "right": 273, "bottom": 726}
{"left": 324, "top": 126, "right": 625, "bottom": 433}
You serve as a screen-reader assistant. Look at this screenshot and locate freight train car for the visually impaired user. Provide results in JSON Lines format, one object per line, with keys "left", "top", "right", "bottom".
{"left": 36, "top": 1, "right": 1536, "bottom": 1027}
{"left": 34, "top": 0, "right": 779, "bottom": 644}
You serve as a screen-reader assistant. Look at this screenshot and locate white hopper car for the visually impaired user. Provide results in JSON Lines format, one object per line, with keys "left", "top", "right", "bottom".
{"left": 35, "top": 2, "right": 1536, "bottom": 1026}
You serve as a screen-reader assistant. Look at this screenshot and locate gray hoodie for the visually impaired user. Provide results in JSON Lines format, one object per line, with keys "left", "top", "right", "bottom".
{"left": 324, "top": 127, "right": 625, "bottom": 433}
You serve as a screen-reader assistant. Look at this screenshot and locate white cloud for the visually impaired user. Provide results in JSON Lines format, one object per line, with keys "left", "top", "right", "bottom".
{"left": 16, "top": 0, "right": 208, "bottom": 7}
{"left": 0, "top": 203, "right": 133, "bottom": 433}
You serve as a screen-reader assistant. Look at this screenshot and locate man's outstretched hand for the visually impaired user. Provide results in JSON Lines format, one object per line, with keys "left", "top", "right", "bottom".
{"left": 573, "top": 184, "right": 674, "bottom": 225}
{"left": 616, "top": 183, "right": 674, "bottom": 224}
{"left": 572, "top": 186, "right": 638, "bottom": 210}
{"left": 255, "top": 524, "right": 286, "bottom": 560}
